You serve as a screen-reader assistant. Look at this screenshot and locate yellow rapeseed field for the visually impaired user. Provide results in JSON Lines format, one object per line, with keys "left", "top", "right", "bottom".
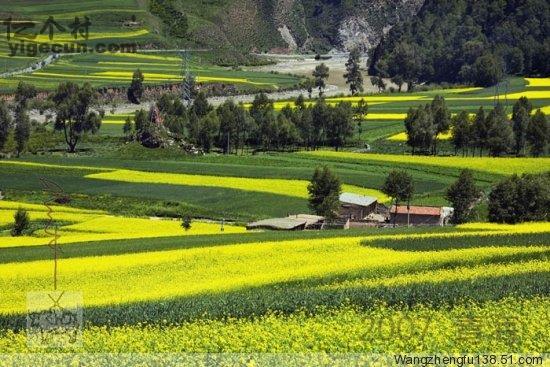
{"left": 85, "top": 169, "right": 389, "bottom": 201}
{"left": 0, "top": 200, "right": 244, "bottom": 248}
{"left": 1, "top": 226, "right": 547, "bottom": 314}
{"left": 526, "top": 78, "right": 550, "bottom": 87}
{"left": 300, "top": 151, "right": 550, "bottom": 175}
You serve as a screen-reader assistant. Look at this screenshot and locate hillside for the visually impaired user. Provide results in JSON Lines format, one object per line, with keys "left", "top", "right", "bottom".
{"left": 165, "top": 0, "right": 424, "bottom": 53}
{"left": 369, "top": 0, "right": 550, "bottom": 87}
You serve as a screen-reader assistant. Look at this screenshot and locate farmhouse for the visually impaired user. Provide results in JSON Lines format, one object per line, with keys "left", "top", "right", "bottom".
{"left": 339, "top": 193, "right": 378, "bottom": 221}
{"left": 247, "top": 214, "right": 324, "bottom": 231}
{"left": 389, "top": 205, "right": 454, "bottom": 226}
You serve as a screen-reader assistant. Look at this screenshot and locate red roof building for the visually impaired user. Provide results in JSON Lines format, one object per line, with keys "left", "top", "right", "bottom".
{"left": 389, "top": 205, "right": 451, "bottom": 226}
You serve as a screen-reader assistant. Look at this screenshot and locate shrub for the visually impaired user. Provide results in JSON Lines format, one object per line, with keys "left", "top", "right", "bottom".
{"left": 11, "top": 208, "right": 29, "bottom": 236}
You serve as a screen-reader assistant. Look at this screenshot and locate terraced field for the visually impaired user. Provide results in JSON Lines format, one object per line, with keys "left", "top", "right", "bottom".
{"left": 2, "top": 147, "right": 544, "bottom": 222}
{"left": 0, "top": 52, "right": 301, "bottom": 92}
{"left": 0, "top": 221, "right": 548, "bottom": 353}
{"left": 0, "top": 0, "right": 301, "bottom": 92}
{"left": 0, "top": 200, "right": 244, "bottom": 248}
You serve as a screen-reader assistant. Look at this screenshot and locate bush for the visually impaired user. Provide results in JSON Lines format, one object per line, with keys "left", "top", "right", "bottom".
{"left": 11, "top": 208, "right": 29, "bottom": 236}
{"left": 488, "top": 172, "right": 549, "bottom": 224}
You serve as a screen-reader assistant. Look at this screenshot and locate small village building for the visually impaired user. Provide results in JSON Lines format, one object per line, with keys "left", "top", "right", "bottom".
{"left": 247, "top": 214, "right": 324, "bottom": 231}
{"left": 389, "top": 205, "right": 454, "bottom": 226}
{"left": 339, "top": 193, "right": 378, "bottom": 221}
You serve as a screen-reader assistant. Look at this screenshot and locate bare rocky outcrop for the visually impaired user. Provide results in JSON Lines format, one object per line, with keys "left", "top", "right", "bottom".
{"left": 336, "top": 0, "right": 424, "bottom": 51}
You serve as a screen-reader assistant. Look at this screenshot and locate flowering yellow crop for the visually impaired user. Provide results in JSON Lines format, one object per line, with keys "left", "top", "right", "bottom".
{"left": 0, "top": 227, "right": 547, "bottom": 314}
{"left": 86, "top": 169, "right": 389, "bottom": 202}
{"left": 526, "top": 78, "right": 550, "bottom": 87}
{"left": 94, "top": 71, "right": 180, "bottom": 80}
{"left": 387, "top": 131, "right": 453, "bottom": 141}
{"left": 300, "top": 151, "right": 550, "bottom": 175}
{"left": 20, "top": 29, "right": 149, "bottom": 43}
{"left": 0, "top": 200, "right": 244, "bottom": 248}
{"left": 493, "top": 90, "right": 550, "bottom": 100}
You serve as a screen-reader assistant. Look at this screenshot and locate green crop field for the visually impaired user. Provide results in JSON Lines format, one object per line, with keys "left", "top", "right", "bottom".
{"left": 3, "top": 144, "right": 546, "bottom": 222}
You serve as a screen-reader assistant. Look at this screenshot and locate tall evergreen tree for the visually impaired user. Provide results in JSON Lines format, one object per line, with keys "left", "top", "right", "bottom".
{"left": 0, "top": 99, "right": 12, "bottom": 151}
{"left": 127, "top": 69, "right": 144, "bottom": 104}
{"left": 312, "top": 63, "right": 330, "bottom": 96}
{"left": 445, "top": 170, "right": 481, "bottom": 224}
{"left": 430, "top": 96, "right": 451, "bottom": 155}
{"left": 344, "top": 48, "right": 363, "bottom": 95}
{"left": 381, "top": 170, "right": 414, "bottom": 227}
{"left": 451, "top": 111, "right": 471, "bottom": 156}
{"left": 307, "top": 166, "right": 342, "bottom": 221}
{"left": 471, "top": 107, "right": 487, "bottom": 156}
{"left": 327, "top": 102, "right": 354, "bottom": 151}
{"left": 14, "top": 108, "right": 30, "bottom": 157}
{"left": 512, "top": 106, "right": 530, "bottom": 155}
{"left": 486, "top": 104, "right": 513, "bottom": 156}
{"left": 526, "top": 109, "right": 548, "bottom": 157}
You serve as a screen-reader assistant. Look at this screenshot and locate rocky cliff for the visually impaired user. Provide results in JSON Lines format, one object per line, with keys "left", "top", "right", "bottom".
{"left": 181, "top": 0, "right": 424, "bottom": 53}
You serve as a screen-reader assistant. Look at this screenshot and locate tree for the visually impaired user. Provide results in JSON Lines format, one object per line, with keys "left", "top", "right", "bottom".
{"left": 52, "top": 82, "right": 101, "bottom": 153}
{"left": 14, "top": 81, "right": 37, "bottom": 108}
{"left": 301, "top": 79, "right": 314, "bottom": 99}
{"left": 451, "top": 111, "right": 471, "bottom": 156}
{"left": 11, "top": 208, "right": 29, "bottom": 236}
{"left": 127, "top": 69, "right": 144, "bottom": 104}
{"left": 181, "top": 215, "right": 192, "bottom": 231}
{"left": 14, "top": 108, "right": 30, "bottom": 157}
{"left": 471, "top": 107, "right": 487, "bottom": 156}
{"left": 197, "top": 111, "right": 220, "bottom": 153}
{"left": 354, "top": 99, "right": 368, "bottom": 136}
{"left": 387, "top": 42, "right": 422, "bottom": 91}
{"left": 295, "top": 94, "right": 306, "bottom": 110}
{"left": 488, "top": 173, "right": 549, "bottom": 224}
{"left": 430, "top": 96, "right": 451, "bottom": 155}
{"left": 0, "top": 99, "right": 12, "bottom": 151}
{"left": 486, "top": 104, "right": 513, "bottom": 156}
{"left": 311, "top": 99, "right": 329, "bottom": 149}
{"left": 307, "top": 166, "right": 342, "bottom": 221}
{"left": 344, "top": 48, "right": 363, "bottom": 95}
{"left": 191, "top": 91, "right": 211, "bottom": 118}
{"left": 370, "top": 76, "right": 386, "bottom": 92}
{"left": 312, "top": 63, "right": 330, "bottom": 96}
{"left": 405, "top": 106, "right": 435, "bottom": 154}
{"left": 445, "top": 170, "right": 481, "bottom": 224}
{"left": 512, "top": 106, "right": 530, "bottom": 155}
{"left": 470, "top": 53, "right": 504, "bottom": 87}
{"left": 381, "top": 170, "right": 414, "bottom": 227}
{"left": 122, "top": 117, "right": 134, "bottom": 141}
{"left": 327, "top": 102, "right": 353, "bottom": 151}
{"left": 526, "top": 109, "right": 548, "bottom": 157}
{"left": 217, "top": 99, "right": 239, "bottom": 154}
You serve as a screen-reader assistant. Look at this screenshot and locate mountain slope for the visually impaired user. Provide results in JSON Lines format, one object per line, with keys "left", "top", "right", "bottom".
{"left": 368, "top": 0, "right": 550, "bottom": 85}
{"left": 171, "top": 0, "right": 424, "bottom": 53}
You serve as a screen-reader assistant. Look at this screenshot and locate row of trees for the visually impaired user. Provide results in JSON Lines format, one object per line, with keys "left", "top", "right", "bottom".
{"left": 405, "top": 96, "right": 548, "bottom": 157}
{"left": 125, "top": 92, "right": 362, "bottom": 153}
